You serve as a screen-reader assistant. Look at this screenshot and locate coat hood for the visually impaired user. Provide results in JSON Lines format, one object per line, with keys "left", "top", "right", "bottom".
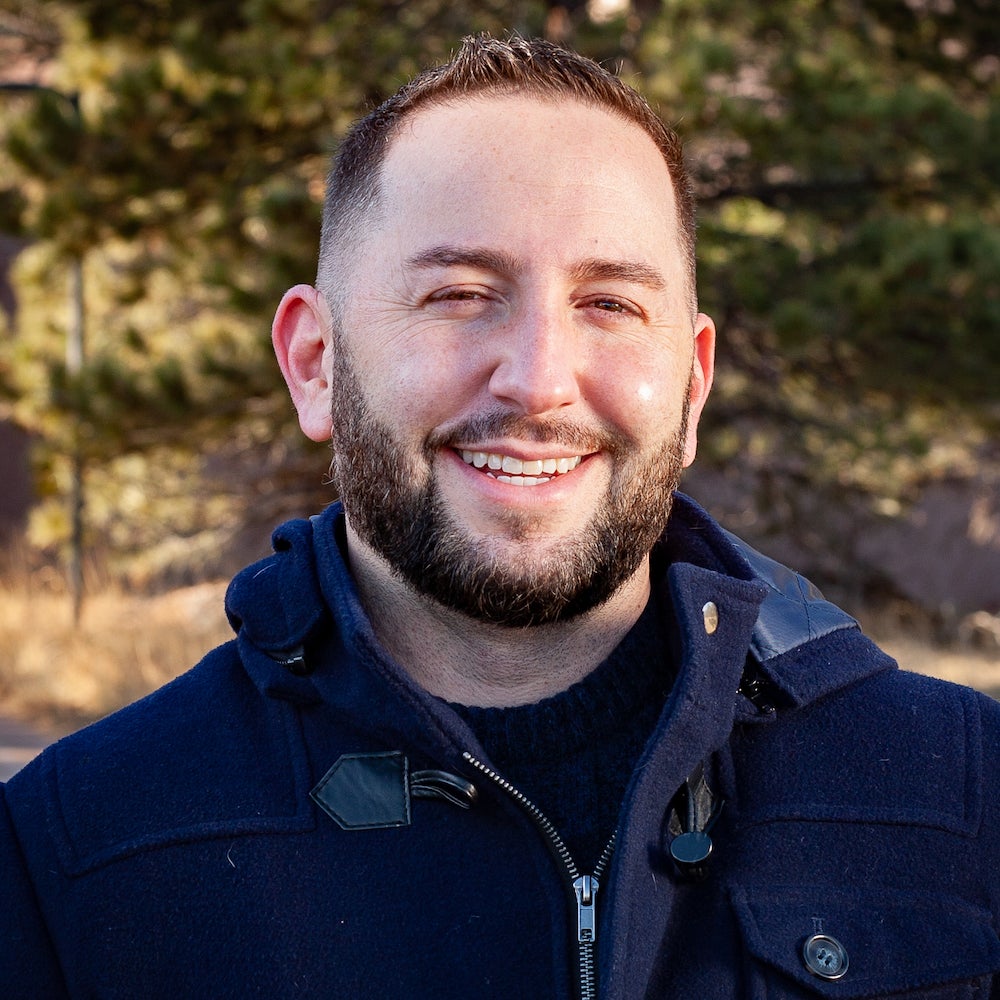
{"left": 224, "top": 494, "right": 890, "bottom": 717}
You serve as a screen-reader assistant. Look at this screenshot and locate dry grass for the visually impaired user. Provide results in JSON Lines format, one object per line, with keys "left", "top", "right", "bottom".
{"left": 868, "top": 632, "right": 1000, "bottom": 702}
{"left": 0, "top": 580, "right": 231, "bottom": 734}
{"left": 859, "top": 604, "right": 1000, "bottom": 702}
{"left": 0, "top": 581, "right": 997, "bottom": 739}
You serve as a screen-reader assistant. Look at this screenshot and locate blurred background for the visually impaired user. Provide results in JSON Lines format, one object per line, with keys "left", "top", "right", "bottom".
{"left": 0, "top": 0, "right": 997, "bottom": 734}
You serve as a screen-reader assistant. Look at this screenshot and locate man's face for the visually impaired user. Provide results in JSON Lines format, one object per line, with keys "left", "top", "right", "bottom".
{"left": 319, "top": 95, "right": 714, "bottom": 626}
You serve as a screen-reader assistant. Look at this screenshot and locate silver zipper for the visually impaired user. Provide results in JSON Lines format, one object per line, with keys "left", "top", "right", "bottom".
{"left": 463, "top": 751, "right": 616, "bottom": 1000}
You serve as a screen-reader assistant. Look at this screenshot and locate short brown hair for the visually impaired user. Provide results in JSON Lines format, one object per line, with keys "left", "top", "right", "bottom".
{"left": 318, "top": 34, "right": 696, "bottom": 312}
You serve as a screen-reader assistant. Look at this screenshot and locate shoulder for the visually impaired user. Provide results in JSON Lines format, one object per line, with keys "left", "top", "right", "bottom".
{"left": 735, "top": 655, "right": 1000, "bottom": 839}
{"left": 3, "top": 641, "right": 315, "bottom": 876}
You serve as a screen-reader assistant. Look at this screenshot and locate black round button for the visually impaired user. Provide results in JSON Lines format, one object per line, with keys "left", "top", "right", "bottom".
{"left": 670, "top": 831, "right": 713, "bottom": 866}
{"left": 802, "top": 934, "right": 849, "bottom": 980}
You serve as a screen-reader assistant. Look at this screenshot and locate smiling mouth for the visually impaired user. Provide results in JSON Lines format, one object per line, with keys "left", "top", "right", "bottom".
{"left": 459, "top": 449, "right": 583, "bottom": 486}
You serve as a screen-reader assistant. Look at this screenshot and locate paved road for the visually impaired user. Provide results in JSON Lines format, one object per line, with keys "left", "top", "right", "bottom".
{"left": 0, "top": 714, "right": 63, "bottom": 782}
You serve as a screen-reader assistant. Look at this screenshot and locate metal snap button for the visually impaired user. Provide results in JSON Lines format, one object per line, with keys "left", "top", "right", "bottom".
{"left": 702, "top": 601, "right": 719, "bottom": 635}
{"left": 802, "top": 933, "right": 849, "bottom": 980}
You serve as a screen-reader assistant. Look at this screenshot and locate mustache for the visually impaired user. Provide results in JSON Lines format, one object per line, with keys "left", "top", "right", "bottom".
{"left": 428, "top": 409, "right": 629, "bottom": 456}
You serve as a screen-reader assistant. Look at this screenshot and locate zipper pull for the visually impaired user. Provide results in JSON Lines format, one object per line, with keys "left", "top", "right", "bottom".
{"left": 573, "top": 875, "right": 600, "bottom": 943}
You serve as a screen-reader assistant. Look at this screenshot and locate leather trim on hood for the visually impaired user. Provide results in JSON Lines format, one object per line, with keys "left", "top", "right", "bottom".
{"left": 722, "top": 530, "right": 859, "bottom": 665}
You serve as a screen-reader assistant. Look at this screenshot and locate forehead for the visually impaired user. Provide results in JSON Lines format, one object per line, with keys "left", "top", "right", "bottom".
{"left": 387, "top": 91, "right": 664, "bottom": 165}
{"left": 371, "top": 94, "right": 680, "bottom": 263}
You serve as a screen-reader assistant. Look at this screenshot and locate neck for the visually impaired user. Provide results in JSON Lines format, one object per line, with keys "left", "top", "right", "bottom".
{"left": 345, "top": 526, "right": 652, "bottom": 708}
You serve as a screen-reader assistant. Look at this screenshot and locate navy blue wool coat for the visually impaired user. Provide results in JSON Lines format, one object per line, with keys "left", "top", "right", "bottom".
{"left": 3, "top": 495, "right": 999, "bottom": 998}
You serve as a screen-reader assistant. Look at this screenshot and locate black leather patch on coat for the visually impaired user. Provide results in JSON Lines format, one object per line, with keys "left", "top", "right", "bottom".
{"left": 311, "top": 752, "right": 410, "bottom": 830}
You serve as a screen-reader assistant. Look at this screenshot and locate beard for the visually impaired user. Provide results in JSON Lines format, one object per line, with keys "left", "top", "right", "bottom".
{"left": 328, "top": 340, "right": 689, "bottom": 628}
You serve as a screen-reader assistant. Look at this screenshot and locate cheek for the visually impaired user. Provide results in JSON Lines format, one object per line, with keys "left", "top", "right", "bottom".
{"left": 360, "top": 337, "right": 485, "bottom": 435}
{"left": 341, "top": 306, "right": 459, "bottom": 409}
{"left": 587, "top": 352, "right": 690, "bottom": 433}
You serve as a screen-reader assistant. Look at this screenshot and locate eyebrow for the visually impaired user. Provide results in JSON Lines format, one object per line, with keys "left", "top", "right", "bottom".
{"left": 405, "top": 246, "right": 522, "bottom": 276}
{"left": 569, "top": 258, "right": 668, "bottom": 291}
{"left": 406, "top": 246, "right": 667, "bottom": 292}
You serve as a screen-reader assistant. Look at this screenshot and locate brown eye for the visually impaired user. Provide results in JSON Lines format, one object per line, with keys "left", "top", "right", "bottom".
{"left": 585, "top": 296, "right": 642, "bottom": 319}
{"left": 428, "top": 286, "right": 489, "bottom": 303}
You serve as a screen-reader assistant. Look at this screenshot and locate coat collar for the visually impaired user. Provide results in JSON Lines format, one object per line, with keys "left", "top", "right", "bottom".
{"left": 660, "top": 494, "right": 894, "bottom": 714}
{"left": 225, "top": 495, "right": 894, "bottom": 725}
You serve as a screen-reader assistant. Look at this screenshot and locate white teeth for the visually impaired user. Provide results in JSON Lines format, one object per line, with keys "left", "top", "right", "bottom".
{"left": 495, "top": 475, "right": 550, "bottom": 486}
{"left": 460, "top": 449, "right": 582, "bottom": 484}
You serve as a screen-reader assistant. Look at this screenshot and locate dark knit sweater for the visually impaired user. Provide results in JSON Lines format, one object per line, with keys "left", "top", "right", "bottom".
{"left": 451, "top": 590, "right": 675, "bottom": 874}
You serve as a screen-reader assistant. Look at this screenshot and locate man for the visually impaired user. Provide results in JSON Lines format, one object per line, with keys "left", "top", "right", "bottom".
{"left": 2, "top": 34, "right": 999, "bottom": 999}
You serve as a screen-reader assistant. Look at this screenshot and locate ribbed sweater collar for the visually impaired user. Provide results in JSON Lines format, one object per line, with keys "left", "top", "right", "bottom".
{"left": 449, "top": 585, "right": 675, "bottom": 772}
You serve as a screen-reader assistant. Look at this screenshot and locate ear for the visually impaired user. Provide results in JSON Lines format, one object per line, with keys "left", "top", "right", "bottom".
{"left": 272, "top": 284, "right": 335, "bottom": 443}
{"left": 681, "top": 312, "right": 716, "bottom": 468}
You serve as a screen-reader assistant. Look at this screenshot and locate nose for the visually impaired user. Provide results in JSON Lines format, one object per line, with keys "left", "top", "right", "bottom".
{"left": 487, "top": 306, "right": 582, "bottom": 415}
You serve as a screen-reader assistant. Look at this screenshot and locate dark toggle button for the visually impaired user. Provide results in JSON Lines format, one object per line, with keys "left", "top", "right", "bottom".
{"left": 802, "top": 934, "right": 849, "bottom": 980}
{"left": 311, "top": 754, "right": 479, "bottom": 831}
{"left": 667, "top": 764, "right": 725, "bottom": 882}
{"left": 669, "top": 831, "right": 713, "bottom": 878}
